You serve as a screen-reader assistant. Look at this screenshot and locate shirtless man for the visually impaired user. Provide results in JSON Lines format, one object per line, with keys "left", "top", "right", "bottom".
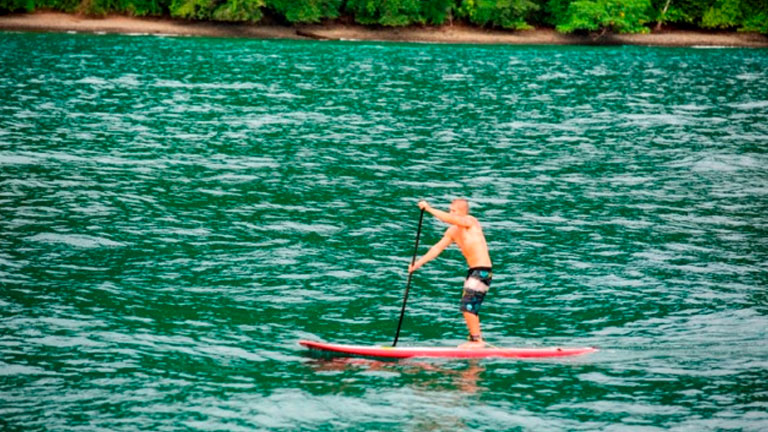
{"left": 408, "top": 199, "right": 493, "bottom": 348}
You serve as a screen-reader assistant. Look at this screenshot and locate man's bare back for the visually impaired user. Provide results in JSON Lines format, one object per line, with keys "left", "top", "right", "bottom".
{"left": 445, "top": 218, "right": 492, "bottom": 269}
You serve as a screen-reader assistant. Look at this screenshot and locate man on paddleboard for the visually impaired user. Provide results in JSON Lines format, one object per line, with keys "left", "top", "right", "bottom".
{"left": 408, "top": 199, "right": 492, "bottom": 349}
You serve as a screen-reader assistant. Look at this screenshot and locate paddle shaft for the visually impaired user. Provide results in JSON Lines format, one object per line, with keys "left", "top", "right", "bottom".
{"left": 393, "top": 208, "right": 425, "bottom": 347}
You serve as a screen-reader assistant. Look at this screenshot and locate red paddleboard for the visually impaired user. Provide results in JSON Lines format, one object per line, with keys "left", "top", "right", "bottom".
{"left": 299, "top": 340, "right": 597, "bottom": 359}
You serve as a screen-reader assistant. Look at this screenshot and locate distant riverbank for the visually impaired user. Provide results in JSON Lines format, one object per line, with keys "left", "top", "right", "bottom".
{"left": 2, "top": 12, "right": 768, "bottom": 47}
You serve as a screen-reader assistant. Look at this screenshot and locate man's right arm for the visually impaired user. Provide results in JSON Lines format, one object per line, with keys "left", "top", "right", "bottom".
{"left": 420, "top": 201, "right": 472, "bottom": 228}
{"left": 408, "top": 231, "right": 453, "bottom": 273}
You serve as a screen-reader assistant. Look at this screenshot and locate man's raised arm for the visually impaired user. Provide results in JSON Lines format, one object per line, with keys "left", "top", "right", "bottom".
{"left": 419, "top": 201, "right": 472, "bottom": 228}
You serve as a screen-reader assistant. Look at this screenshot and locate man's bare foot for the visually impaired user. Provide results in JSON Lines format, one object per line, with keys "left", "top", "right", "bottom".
{"left": 458, "top": 340, "right": 486, "bottom": 349}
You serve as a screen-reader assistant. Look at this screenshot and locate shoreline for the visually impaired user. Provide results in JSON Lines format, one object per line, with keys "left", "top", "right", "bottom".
{"left": 2, "top": 11, "right": 768, "bottom": 47}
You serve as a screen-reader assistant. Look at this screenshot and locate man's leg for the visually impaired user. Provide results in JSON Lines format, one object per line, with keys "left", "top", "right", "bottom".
{"left": 459, "top": 311, "right": 485, "bottom": 348}
{"left": 459, "top": 272, "right": 490, "bottom": 348}
{"left": 463, "top": 311, "right": 482, "bottom": 338}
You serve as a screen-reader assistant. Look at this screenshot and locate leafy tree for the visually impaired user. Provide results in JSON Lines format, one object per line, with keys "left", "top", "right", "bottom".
{"left": 650, "top": 0, "right": 707, "bottom": 28}
{"left": 653, "top": 0, "right": 673, "bottom": 29}
{"left": 701, "top": 0, "right": 742, "bottom": 28}
{"left": 0, "top": 0, "right": 32, "bottom": 12}
{"left": 345, "top": 0, "right": 423, "bottom": 26}
{"left": 78, "top": 0, "right": 167, "bottom": 15}
{"left": 266, "top": 0, "right": 341, "bottom": 23}
{"left": 170, "top": 0, "right": 213, "bottom": 19}
{"left": 740, "top": 11, "right": 768, "bottom": 32}
{"left": 734, "top": 0, "right": 768, "bottom": 33}
{"left": 170, "top": 0, "right": 264, "bottom": 21}
{"left": 556, "top": 0, "right": 653, "bottom": 33}
{"left": 212, "top": 0, "right": 263, "bottom": 21}
{"left": 543, "top": 0, "right": 571, "bottom": 25}
{"left": 31, "top": 0, "right": 80, "bottom": 11}
{"left": 458, "top": 0, "right": 539, "bottom": 29}
{"left": 2, "top": 0, "right": 766, "bottom": 34}
{"left": 122, "top": 0, "right": 168, "bottom": 15}
{"left": 422, "top": 0, "right": 454, "bottom": 25}
{"left": 78, "top": 0, "right": 108, "bottom": 15}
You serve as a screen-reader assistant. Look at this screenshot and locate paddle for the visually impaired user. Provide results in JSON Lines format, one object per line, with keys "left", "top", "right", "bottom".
{"left": 392, "top": 208, "right": 425, "bottom": 347}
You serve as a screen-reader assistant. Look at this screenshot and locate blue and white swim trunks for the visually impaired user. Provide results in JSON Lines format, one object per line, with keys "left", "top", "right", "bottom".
{"left": 460, "top": 267, "right": 492, "bottom": 316}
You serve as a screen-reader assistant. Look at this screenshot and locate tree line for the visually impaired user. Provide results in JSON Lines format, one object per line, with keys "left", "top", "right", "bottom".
{"left": 2, "top": 0, "right": 766, "bottom": 34}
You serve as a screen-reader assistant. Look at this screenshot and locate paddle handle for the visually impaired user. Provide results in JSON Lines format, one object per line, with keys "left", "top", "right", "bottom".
{"left": 392, "top": 208, "right": 425, "bottom": 347}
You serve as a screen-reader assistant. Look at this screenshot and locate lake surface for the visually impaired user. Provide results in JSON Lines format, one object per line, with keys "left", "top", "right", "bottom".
{"left": 1, "top": 32, "right": 767, "bottom": 430}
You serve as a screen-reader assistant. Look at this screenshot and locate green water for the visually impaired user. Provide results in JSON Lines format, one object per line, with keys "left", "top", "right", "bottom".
{"left": 1, "top": 32, "right": 767, "bottom": 430}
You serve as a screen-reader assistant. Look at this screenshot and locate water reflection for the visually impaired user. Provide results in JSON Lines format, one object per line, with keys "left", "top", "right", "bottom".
{"left": 306, "top": 356, "right": 487, "bottom": 395}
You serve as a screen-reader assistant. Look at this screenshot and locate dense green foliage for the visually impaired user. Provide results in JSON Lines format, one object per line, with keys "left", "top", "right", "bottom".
{"left": 1, "top": 0, "right": 766, "bottom": 33}
{"left": 457, "top": 0, "right": 540, "bottom": 29}
{"left": 79, "top": 0, "right": 166, "bottom": 16}
{"left": 702, "top": 0, "right": 743, "bottom": 27}
{"left": 268, "top": 0, "right": 341, "bottom": 23}
{"left": 344, "top": 0, "right": 424, "bottom": 26}
{"left": 555, "top": 0, "right": 653, "bottom": 33}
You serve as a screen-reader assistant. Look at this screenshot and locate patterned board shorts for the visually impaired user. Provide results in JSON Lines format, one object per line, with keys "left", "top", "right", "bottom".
{"left": 460, "top": 267, "right": 492, "bottom": 316}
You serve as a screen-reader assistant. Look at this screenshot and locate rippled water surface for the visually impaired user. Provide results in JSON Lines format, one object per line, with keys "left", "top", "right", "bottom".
{"left": 1, "top": 32, "right": 767, "bottom": 430}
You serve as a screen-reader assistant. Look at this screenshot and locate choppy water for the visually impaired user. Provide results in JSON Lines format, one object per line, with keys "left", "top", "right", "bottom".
{"left": 1, "top": 32, "right": 767, "bottom": 430}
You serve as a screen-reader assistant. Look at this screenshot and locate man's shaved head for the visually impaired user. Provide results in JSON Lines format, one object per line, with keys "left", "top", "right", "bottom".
{"left": 451, "top": 198, "right": 469, "bottom": 214}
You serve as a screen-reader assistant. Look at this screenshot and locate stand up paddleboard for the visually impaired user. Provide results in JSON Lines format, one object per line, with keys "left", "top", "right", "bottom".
{"left": 300, "top": 340, "right": 597, "bottom": 359}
